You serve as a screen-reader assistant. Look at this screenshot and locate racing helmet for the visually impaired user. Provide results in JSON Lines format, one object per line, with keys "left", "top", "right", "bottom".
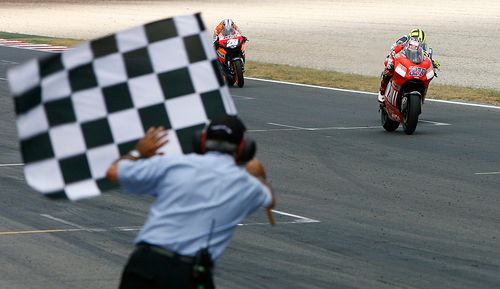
{"left": 221, "top": 19, "right": 236, "bottom": 36}
{"left": 404, "top": 38, "right": 424, "bottom": 64}
{"left": 409, "top": 28, "right": 426, "bottom": 43}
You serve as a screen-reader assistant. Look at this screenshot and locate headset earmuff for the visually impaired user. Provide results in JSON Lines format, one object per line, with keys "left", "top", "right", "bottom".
{"left": 236, "top": 137, "right": 256, "bottom": 164}
{"left": 192, "top": 129, "right": 208, "bottom": 154}
{"left": 236, "top": 138, "right": 246, "bottom": 162}
{"left": 200, "top": 129, "right": 207, "bottom": 154}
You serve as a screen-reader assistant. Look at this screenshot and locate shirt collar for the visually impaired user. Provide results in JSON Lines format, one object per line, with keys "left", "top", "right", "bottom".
{"left": 205, "top": 151, "right": 236, "bottom": 162}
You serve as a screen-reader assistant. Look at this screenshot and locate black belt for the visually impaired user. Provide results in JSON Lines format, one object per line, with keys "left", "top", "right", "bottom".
{"left": 137, "top": 242, "right": 195, "bottom": 264}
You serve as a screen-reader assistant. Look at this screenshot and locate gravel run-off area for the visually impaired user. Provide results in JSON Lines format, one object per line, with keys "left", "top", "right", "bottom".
{"left": 1, "top": 0, "right": 499, "bottom": 90}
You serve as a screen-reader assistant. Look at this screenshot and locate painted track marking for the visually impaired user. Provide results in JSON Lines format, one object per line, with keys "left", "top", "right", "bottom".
{"left": 474, "top": 171, "right": 500, "bottom": 175}
{"left": 0, "top": 59, "right": 19, "bottom": 64}
{"left": 272, "top": 209, "right": 320, "bottom": 223}
{"left": 248, "top": 120, "right": 451, "bottom": 133}
{"left": 41, "top": 214, "right": 105, "bottom": 232}
{"left": 247, "top": 77, "right": 500, "bottom": 110}
{"left": 0, "top": 163, "right": 24, "bottom": 167}
{"left": 248, "top": 128, "right": 308, "bottom": 133}
{"left": 267, "top": 122, "right": 379, "bottom": 131}
{"left": 232, "top": 94, "right": 256, "bottom": 100}
{"left": 0, "top": 228, "right": 84, "bottom": 235}
{"left": 0, "top": 210, "right": 319, "bottom": 236}
{"left": 267, "top": 122, "right": 315, "bottom": 131}
{"left": 0, "top": 46, "right": 498, "bottom": 110}
{"left": 239, "top": 209, "right": 320, "bottom": 226}
{"left": 420, "top": 120, "right": 451, "bottom": 126}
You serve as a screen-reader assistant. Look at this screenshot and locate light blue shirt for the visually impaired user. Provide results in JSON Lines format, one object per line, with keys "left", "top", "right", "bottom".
{"left": 118, "top": 152, "right": 272, "bottom": 263}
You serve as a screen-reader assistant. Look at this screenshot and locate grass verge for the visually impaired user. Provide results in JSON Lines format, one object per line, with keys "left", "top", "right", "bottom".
{"left": 2, "top": 31, "right": 499, "bottom": 106}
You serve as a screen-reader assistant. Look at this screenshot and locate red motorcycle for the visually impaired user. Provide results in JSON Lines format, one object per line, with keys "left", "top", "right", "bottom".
{"left": 380, "top": 40, "right": 436, "bottom": 134}
{"left": 215, "top": 32, "right": 247, "bottom": 88}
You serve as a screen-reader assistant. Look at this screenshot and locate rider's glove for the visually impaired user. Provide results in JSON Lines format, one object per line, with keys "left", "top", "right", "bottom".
{"left": 386, "top": 58, "right": 394, "bottom": 70}
{"left": 432, "top": 59, "right": 441, "bottom": 70}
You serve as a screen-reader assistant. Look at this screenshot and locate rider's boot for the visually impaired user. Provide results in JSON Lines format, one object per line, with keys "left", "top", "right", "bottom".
{"left": 378, "top": 68, "right": 393, "bottom": 105}
{"left": 378, "top": 91, "right": 385, "bottom": 103}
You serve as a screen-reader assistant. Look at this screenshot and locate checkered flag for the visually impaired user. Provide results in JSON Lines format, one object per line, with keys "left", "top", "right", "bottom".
{"left": 8, "top": 13, "right": 236, "bottom": 200}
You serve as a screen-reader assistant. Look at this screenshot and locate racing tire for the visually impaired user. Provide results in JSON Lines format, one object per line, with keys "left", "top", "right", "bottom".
{"left": 381, "top": 107, "right": 399, "bottom": 132}
{"left": 402, "top": 94, "right": 421, "bottom": 135}
{"left": 218, "top": 61, "right": 235, "bottom": 86}
{"left": 232, "top": 60, "right": 245, "bottom": 88}
{"left": 227, "top": 74, "right": 236, "bottom": 86}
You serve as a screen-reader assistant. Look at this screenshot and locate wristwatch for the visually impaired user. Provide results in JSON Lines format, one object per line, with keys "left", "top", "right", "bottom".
{"left": 128, "top": 149, "right": 142, "bottom": 158}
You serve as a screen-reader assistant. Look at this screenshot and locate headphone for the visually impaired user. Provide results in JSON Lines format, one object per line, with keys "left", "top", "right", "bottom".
{"left": 192, "top": 129, "right": 256, "bottom": 164}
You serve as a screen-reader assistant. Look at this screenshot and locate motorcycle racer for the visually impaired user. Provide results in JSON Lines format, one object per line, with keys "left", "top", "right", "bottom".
{"left": 213, "top": 19, "right": 248, "bottom": 87}
{"left": 213, "top": 18, "right": 248, "bottom": 65}
{"left": 378, "top": 29, "right": 440, "bottom": 103}
{"left": 213, "top": 19, "right": 246, "bottom": 46}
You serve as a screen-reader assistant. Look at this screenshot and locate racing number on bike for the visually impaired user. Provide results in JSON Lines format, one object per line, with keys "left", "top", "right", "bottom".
{"left": 409, "top": 67, "right": 426, "bottom": 77}
{"left": 226, "top": 39, "right": 239, "bottom": 48}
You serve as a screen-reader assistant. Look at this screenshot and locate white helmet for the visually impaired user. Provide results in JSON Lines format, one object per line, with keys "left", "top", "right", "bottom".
{"left": 221, "top": 19, "right": 235, "bottom": 36}
{"left": 223, "top": 19, "right": 234, "bottom": 29}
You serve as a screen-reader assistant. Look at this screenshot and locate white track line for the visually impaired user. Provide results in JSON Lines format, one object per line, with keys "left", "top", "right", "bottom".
{"left": 247, "top": 77, "right": 376, "bottom": 95}
{"left": 317, "top": 126, "right": 380, "bottom": 130}
{"left": 114, "top": 226, "right": 142, "bottom": 231}
{"left": 1, "top": 51, "right": 497, "bottom": 110}
{"left": 426, "top": 99, "right": 500, "bottom": 110}
{"left": 267, "top": 122, "right": 381, "bottom": 131}
{"left": 40, "top": 214, "right": 105, "bottom": 232}
{"left": 0, "top": 59, "right": 19, "bottom": 64}
{"left": 248, "top": 128, "right": 306, "bottom": 132}
{"left": 272, "top": 209, "right": 320, "bottom": 223}
{"left": 267, "top": 122, "right": 315, "bottom": 131}
{"left": 0, "top": 228, "right": 85, "bottom": 236}
{"left": 474, "top": 172, "right": 500, "bottom": 175}
{"left": 0, "top": 77, "right": 7, "bottom": 81}
{"left": 0, "top": 163, "right": 24, "bottom": 167}
{"left": 238, "top": 210, "right": 320, "bottom": 226}
{"left": 249, "top": 119, "right": 447, "bottom": 133}
{"left": 0, "top": 210, "right": 319, "bottom": 236}
{"left": 0, "top": 42, "right": 498, "bottom": 110}
{"left": 247, "top": 77, "right": 500, "bottom": 110}
{"left": 419, "top": 120, "right": 451, "bottom": 126}
{"left": 232, "top": 94, "right": 256, "bottom": 100}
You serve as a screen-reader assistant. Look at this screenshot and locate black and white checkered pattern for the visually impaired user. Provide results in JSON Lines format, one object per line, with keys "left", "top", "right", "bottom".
{"left": 8, "top": 13, "right": 236, "bottom": 200}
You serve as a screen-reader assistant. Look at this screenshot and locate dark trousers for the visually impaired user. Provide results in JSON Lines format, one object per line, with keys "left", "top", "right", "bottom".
{"left": 119, "top": 244, "right": 214, "bottom": 289}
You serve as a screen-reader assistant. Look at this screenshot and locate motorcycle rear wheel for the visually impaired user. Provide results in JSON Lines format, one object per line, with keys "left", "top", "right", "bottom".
{"left": 381, "top": 107, "right": 399, "bottom": 132}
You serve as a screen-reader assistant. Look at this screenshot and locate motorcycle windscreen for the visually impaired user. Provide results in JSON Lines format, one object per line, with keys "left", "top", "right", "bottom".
{"left": 222, "top": 27, "right": 236, "bottom": 37}
{"left": 404, "top": 46, "right": 425, "bottom": 64}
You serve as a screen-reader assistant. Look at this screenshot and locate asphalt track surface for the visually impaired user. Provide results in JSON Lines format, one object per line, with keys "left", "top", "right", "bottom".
{"left": 1, "top": 46, "right": 500, "bottom": 289}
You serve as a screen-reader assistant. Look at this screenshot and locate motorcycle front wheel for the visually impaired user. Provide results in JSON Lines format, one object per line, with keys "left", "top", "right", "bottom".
{"left": 226, "top": 70, "right": 236, "bottom": 86}
{"left": 402, "top": 94, "right": 421, "bottom": 135}
{"left": 232, "top": 60, "right": 244, "bottom": 88}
